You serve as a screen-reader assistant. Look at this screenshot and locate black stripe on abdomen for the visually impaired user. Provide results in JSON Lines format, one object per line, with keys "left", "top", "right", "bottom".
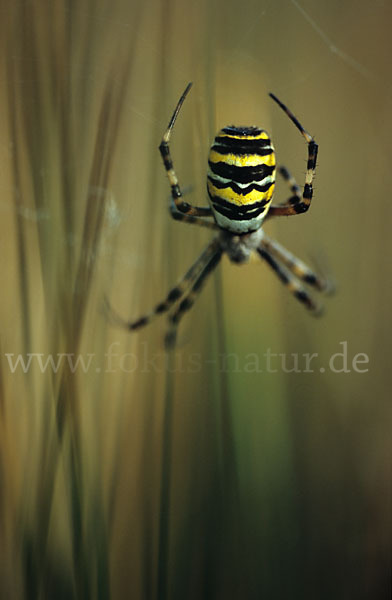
{"left": 209, "top": 194, "right": 269, "bottom": 221}
{"left": 207, "top": 174, "right": 273, "bottom": 195}
{"left": 208, "top": 161, "right": 275, "bottom": 184}
{"left": 212, "top": 136, "right": 273, "bottom": 156}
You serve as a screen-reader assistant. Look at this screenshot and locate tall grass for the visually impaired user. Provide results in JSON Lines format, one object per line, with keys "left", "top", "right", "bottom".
{"left": 0, "top": 1, "right": 137, "bottom": 597}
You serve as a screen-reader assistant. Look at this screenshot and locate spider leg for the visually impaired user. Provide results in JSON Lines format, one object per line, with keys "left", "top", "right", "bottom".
{"left": 273, "top": 165, "right": 302, "bottom": 206}
{"left": 105, "top": 237, "right": 220, "bottom": 332}
{"left": 267, "top": 94, "right": 318, "bottom": 217}
{"left": 165, "top": 242, "right": 223, "bottom": 348}
{"left": 169, "top": 200, "right": 218, "bottom": 230}
{"left": 260, "top": 233, "right": 330, "bottom": 292}
{"left": 257, "top": 246, "right": 323, "bottom": 315}
{"left": 159, "top": 83, "right": 213, "bottom": 218}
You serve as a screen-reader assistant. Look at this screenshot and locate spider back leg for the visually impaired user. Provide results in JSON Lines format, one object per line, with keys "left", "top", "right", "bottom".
{"left": 267, "top": 94, "right": 318, "bottom": 217}
{"left": 159, "top": 83, "right": 213, "bottom": 218}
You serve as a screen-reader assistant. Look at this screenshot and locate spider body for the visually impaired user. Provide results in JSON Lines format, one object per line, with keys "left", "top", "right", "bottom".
{"left": 219, "top": 229, "right": 265, "bottom": 264}
{"left": 108, "top": 83, "right": 330, "bottom": 347}
{"left": 207, "top": 126, "right": 275, "bottom": 234}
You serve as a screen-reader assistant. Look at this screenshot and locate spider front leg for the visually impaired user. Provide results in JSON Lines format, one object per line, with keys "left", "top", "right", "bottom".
{"left": 159, "top": 83, "right": 213, "bottom": 218}
{"left": 261, "top": 233, "right": 331, "bottom": 292}
{"left": 105, "top": 238, "right": 219, "bottom": 333}
{"left": 267, "top": 93, "right": 318, "bottom": 217}
{"left": 257, "top": 244, "right": 323, "bottom": 315}
{"left": 165, "top": 241, "right": 222, "bottom": 348}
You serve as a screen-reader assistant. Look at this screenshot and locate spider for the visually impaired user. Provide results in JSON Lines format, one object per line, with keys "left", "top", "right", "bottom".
{"left": 108, "top": 83, "right": 331, "bottom": 347}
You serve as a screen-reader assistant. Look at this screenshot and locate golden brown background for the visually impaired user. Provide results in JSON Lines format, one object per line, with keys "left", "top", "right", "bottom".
{"left": 0, "top": 0, "right": 390, "bottom": 598}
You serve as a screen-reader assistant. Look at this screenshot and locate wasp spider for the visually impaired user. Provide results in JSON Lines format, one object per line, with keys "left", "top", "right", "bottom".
{"left": 109, "top": 83, "right": 330, "bottom": 347}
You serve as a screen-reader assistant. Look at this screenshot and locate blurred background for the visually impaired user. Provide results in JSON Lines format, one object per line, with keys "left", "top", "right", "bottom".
{"left": 0, "top": 0, "right": 390, "bottom": 598}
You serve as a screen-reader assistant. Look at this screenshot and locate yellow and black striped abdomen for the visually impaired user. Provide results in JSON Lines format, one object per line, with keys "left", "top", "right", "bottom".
{"left": 207, "top": 126, "right": 276, "bottom": 233}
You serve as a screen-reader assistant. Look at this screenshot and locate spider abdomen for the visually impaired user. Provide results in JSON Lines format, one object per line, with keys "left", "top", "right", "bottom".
{"left": 207, "top": 126, "right": 276, "bottom": 234}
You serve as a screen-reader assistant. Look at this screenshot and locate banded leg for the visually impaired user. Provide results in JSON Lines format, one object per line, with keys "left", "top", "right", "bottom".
{"left": 159, "top": 82, "right": 213, "bottom": 218}
{"left": 275, "top": 165, "right": 302, "bottom": 206}
{"left": 265, "top": 165, "right": 302, "bottom": 210}
{"left": 105, "top": 237, "right": 219, "bottom": 332}
{"left": 257, "top": 246, "right": 323, "bottom": 315}
{"left": 260, "top": 234, "right": 330, "bottom": 292}
{"left": 267, "top": 93, "right": 318, "bottom": 217}
{"left": 165, "top": 243, "right": 223, "bottom": 348}
{"left": 170, "top": 200, "right": 218, "bottom": 230}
